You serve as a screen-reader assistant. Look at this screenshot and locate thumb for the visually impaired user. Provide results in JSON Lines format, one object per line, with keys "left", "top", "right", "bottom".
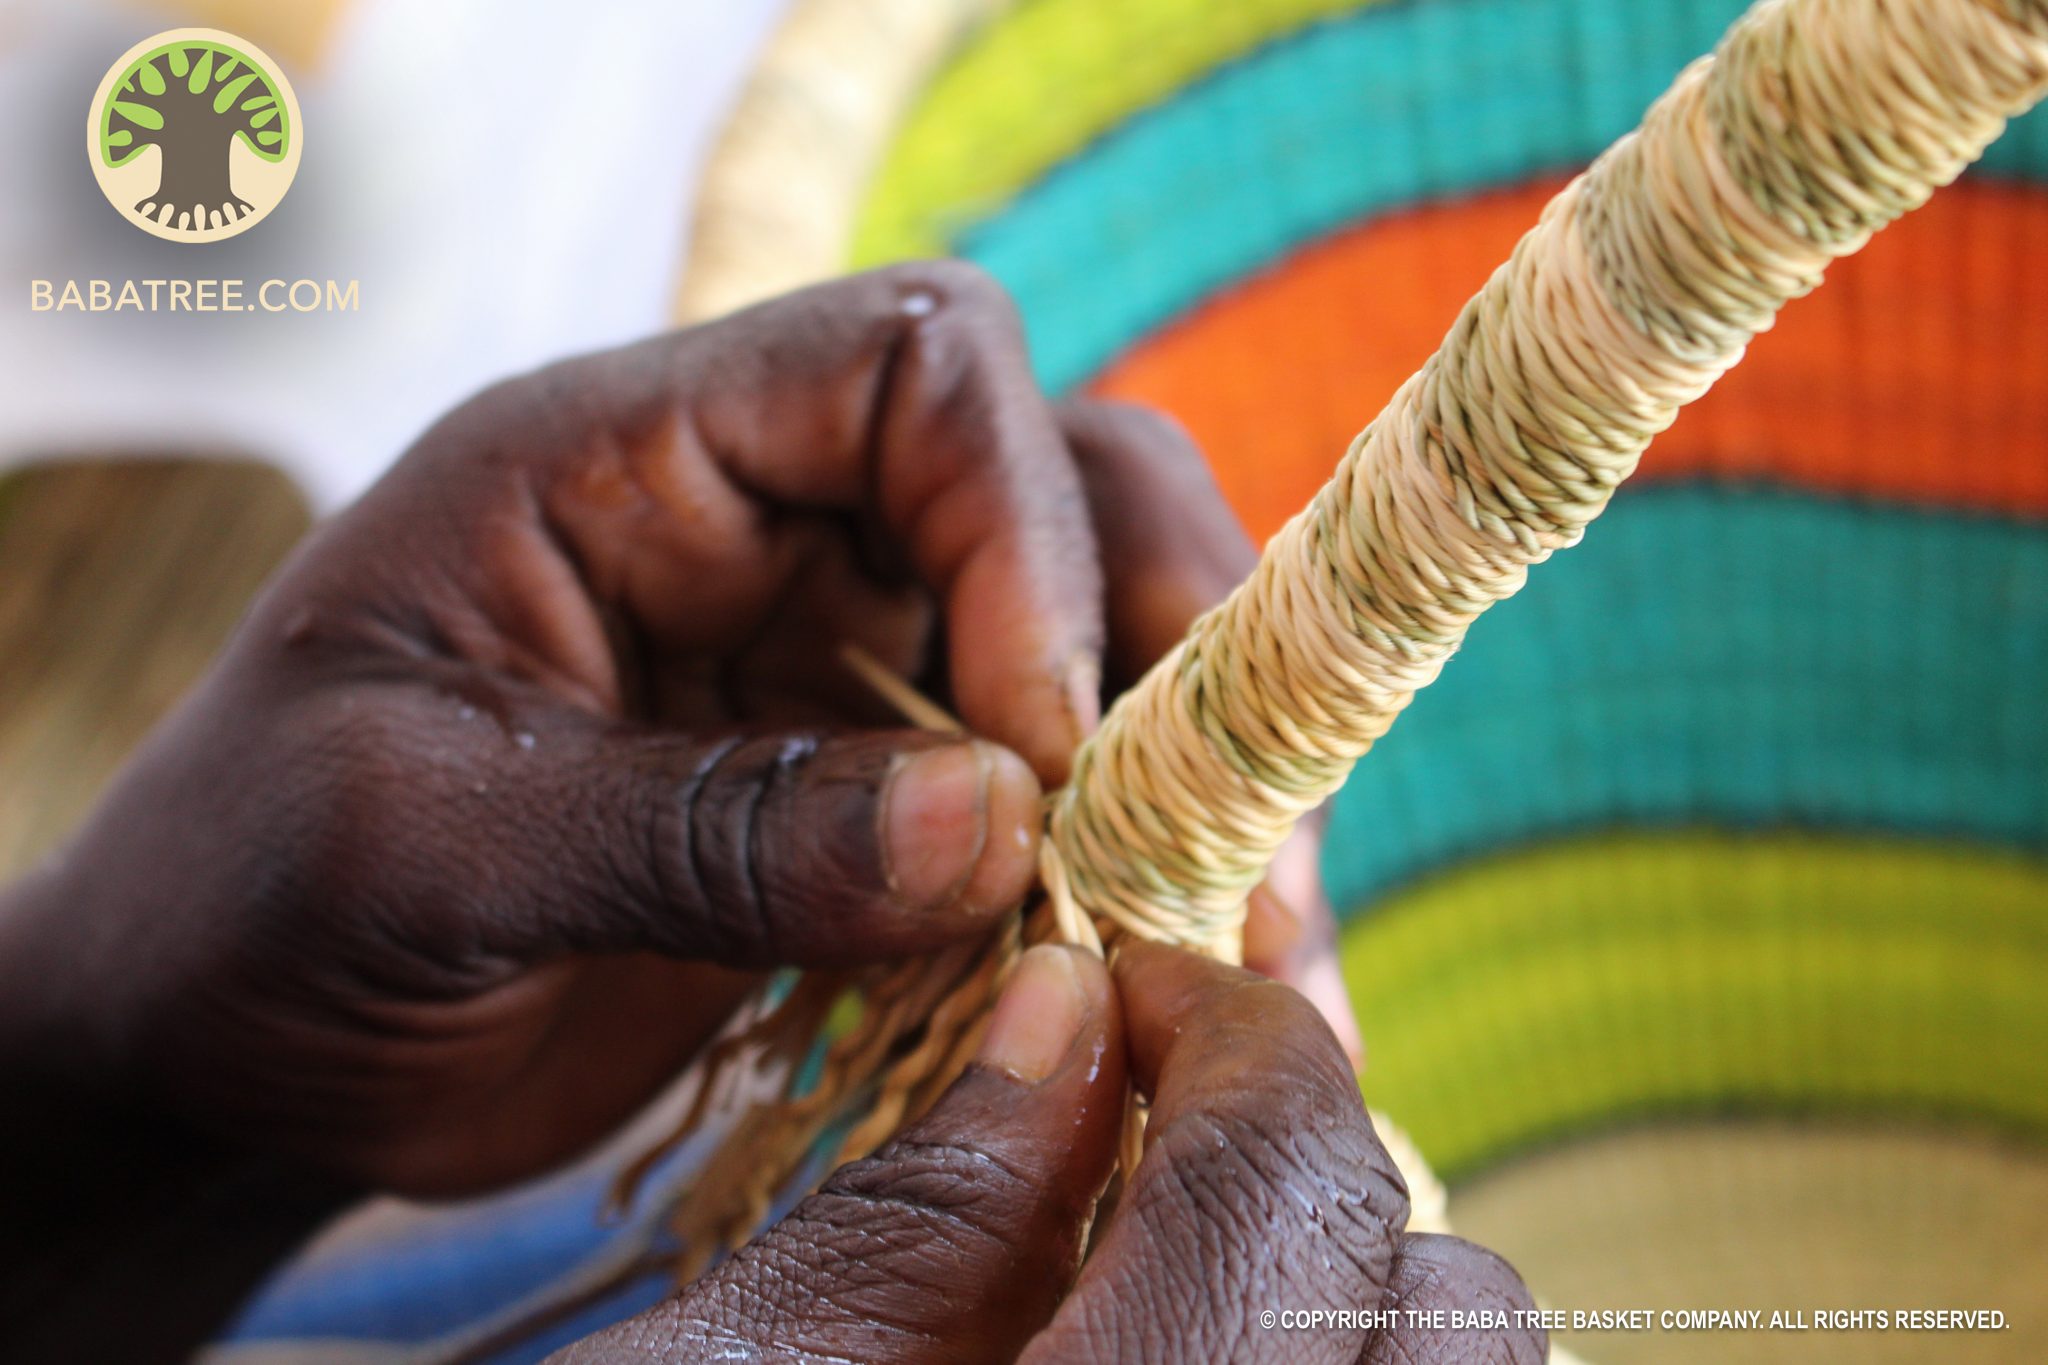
{"left": 436, "top": 715, "right": 1042, "bottom": 968}
{"left": 552, "top": 946, "right": 1126, "bottom": 1365}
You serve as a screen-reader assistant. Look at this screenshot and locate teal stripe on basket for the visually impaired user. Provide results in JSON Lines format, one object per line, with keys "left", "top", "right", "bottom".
{"left": 950, "top": 0, "right": 2048, "bottom": 394}
{"left": 1319, "top": 486, "right": 2048, "bottom": 915}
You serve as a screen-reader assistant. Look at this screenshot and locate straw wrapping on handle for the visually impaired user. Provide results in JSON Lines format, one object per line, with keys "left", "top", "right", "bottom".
{"left": 625, "top": 0, "right": 2048, "bottom": 1274}
{"left": 1045, "top": 0, "right": 2048, "bottom": 956}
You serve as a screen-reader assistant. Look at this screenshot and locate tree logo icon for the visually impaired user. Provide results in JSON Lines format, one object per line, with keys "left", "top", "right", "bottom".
{"left": 88, "top": 28, "right": 303, "bottom": 242}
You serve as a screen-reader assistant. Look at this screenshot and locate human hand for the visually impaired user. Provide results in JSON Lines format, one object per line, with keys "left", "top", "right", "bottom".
{"left": 0, "top": 263, "right": 1355, "bottom": 1205}
{"left": 555, "top": 941, "right": 1540, "bottom": 1364}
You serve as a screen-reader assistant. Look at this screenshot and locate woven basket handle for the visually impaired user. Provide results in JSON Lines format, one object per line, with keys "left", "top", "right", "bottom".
{"left": 1045, "top": 0, "right": 2048, "bottom": 959}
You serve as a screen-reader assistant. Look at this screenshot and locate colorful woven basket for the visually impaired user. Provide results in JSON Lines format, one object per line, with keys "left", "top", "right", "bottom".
{"left": 680, "top": 0, "right": 2048, "bottom": 1356}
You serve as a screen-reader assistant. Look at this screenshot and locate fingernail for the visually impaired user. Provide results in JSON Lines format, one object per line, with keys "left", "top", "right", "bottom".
{"left": 883, "top": 741, "right": 1041, "bottom": 913}
{"left": 978, "top": 946, "right": 1089, "bottom": 1083}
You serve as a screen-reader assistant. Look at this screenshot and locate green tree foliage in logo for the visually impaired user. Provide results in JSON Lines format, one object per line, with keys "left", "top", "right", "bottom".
{"left": 98, "top": 39, "right": 290, "bottom": 233}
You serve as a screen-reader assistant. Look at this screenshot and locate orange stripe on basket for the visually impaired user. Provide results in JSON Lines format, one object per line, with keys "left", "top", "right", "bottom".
{"left": 1092, "top": 179, "right": 2048, "bottom": 543}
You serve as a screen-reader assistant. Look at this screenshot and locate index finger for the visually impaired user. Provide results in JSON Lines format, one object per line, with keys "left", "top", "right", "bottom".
{"left": 1059, "top": 398, "right": 1255, "bottom": 689}
{"left": 601, "top": 262, "right": 1105, "bottom": 781}
{"left": 1115, "top": 940, "right": 1403, "bottom": 1220}
{"left": 1021, "top": 942, "right": 1409, "bottom": 1364}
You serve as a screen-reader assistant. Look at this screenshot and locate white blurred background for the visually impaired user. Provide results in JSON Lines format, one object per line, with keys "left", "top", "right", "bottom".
{"left": 0, "top": 0, "right": 788, "bottom": 509}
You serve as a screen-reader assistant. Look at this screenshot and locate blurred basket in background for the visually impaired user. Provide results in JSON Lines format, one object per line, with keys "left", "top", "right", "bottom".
{"left": 0, "top": 460, "right": 309, "bottom": 879}
{"left": 685, "top": 0, "right": 2048, "bottom": 1358}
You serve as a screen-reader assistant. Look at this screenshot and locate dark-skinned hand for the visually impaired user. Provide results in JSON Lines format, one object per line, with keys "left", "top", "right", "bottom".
{"left": 556, "top": 941, "right": 1545, "bottom": 1365}
{"left": 0, "top": 264, "right": 1363, "bottom": 1359}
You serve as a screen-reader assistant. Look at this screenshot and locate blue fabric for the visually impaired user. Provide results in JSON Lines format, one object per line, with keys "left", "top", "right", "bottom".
{"left": 225, "top": 1164, "right": 643, "bottom": 1346}
{"left": 219, "top": 1129, "right": 711, "bottom": 1361}
{"left": 219, "top": 1114, "right": 829, "bottom": 1359}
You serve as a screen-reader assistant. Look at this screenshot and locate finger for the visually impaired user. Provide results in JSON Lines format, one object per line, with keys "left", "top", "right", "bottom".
{"left": 1062, "top": 398, "right": 1381, "bottom": 1061}
{"left": 1294, "top": 949, "right": 1367, "bottom": 1074}
{"left": 1241, "top": 879, "right": 1365, "bottom": 1071}
{"left": 1242, "top": 883, "right": 1308, "bottom": 965}
{"left": 1366, "top": 1234, "right": 1546, "bottom": 1365}
{"left": 304, "top": 687, "right": 1041, "bottom": 970}
{"left": 552, "top": 946, "right": 1126, "bottom": 1365}
{"left": 514, "top": 723, "right": 1040, "bottom": 967}
{"left": 1063, "top": 397, "right": 1379, "bottom": 1059}
{"left": 1022, "top": 943, "right": 1409, "bottom": 1364}
{"left": 544, "top": 263, "right": 1106, "bottom": 782}
{"left": 1060, "top": 397, "right": 1254, "bottom": 687}
{"left": 1245, "top": 825, "right": 1365, "bottom": 1070}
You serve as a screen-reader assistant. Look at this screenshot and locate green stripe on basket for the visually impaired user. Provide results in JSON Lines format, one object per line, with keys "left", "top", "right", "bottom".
{"left": 1341, "top": 832, "right": 2048, "bottom": 1179}
{"left": 1318, "top": 485, "right": 2048, "bottom": 913}
{"left": 856, "top": 0, "right": 1384, "bottom": 264}
{"left": 855, "top": 0, "right": 2048, "bottom": 394}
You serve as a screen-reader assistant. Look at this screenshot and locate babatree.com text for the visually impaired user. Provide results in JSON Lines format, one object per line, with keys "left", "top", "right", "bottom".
{"left": 31, "top": 279, "right": 361, "bottom": 314}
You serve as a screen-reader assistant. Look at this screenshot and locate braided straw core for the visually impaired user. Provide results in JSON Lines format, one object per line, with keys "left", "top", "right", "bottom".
{"left": 1046, "top": 0, "right": 2048, "bottom": 955}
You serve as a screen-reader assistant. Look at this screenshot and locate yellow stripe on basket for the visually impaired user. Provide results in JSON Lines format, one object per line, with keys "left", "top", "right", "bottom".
{"left": 853, "top": 0, "right": 1381, "bottom": 264}
{"left": 1340, "top": 834, "right": 2048, "bottom": 1180}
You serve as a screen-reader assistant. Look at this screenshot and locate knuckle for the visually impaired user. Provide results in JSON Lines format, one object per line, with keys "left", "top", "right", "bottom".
{"left": 653, "top": 732, "right": 909, "bottom": 967}
{"left": 281, "top": 697, "right": 493, "bottom": 972}
{"left": 893, "top": 257, "right": 1012, "bottom": 314}
{"left": 882, "top": 261, "right": 1033, "bottom": 381}
{"left": 654, "top": 734, "right": 786, "bottom": 962}
{"left": 418, "top": 370, "right": 561, "bottom": 473}
{"left": 808, "top": 1135, "right": 1035, "bottom": 1252}
{"left": 1075, "top": 398, "right": 1204, "bottom": 465}
{"left": 293, "top": 700, "right": 427, "bottom": 878}
{"left": 1149, "top": 1102, "right": 1409, "bottom": 1253}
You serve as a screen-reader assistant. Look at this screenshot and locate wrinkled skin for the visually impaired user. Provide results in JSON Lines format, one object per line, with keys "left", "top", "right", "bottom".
{"left": 3, "top": 261, "right": 1347, "bottom": 1196}
{"left": 0, "top": 263, "right": 1527, "bottom": 1362}
{"left": 558, "top": 944, "right": 1544, "bottom": 1365}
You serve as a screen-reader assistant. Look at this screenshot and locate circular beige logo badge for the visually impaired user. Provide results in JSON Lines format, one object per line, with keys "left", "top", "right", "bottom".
{"left": 88, "top": 28, "right": 302, "bottom": 242}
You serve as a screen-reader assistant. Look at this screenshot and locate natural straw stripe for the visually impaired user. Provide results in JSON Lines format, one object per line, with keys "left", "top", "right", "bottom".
{"left": 1045, "top": 0, "right": 2048, "bottom": 955}
{"left": 673, "top": 0, "right": 1008, "bottom": 324}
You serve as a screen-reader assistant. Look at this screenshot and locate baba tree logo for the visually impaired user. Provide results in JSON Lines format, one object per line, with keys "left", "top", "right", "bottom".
{"left": 88, "top": 28, "right": 302, "bottom": 242}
